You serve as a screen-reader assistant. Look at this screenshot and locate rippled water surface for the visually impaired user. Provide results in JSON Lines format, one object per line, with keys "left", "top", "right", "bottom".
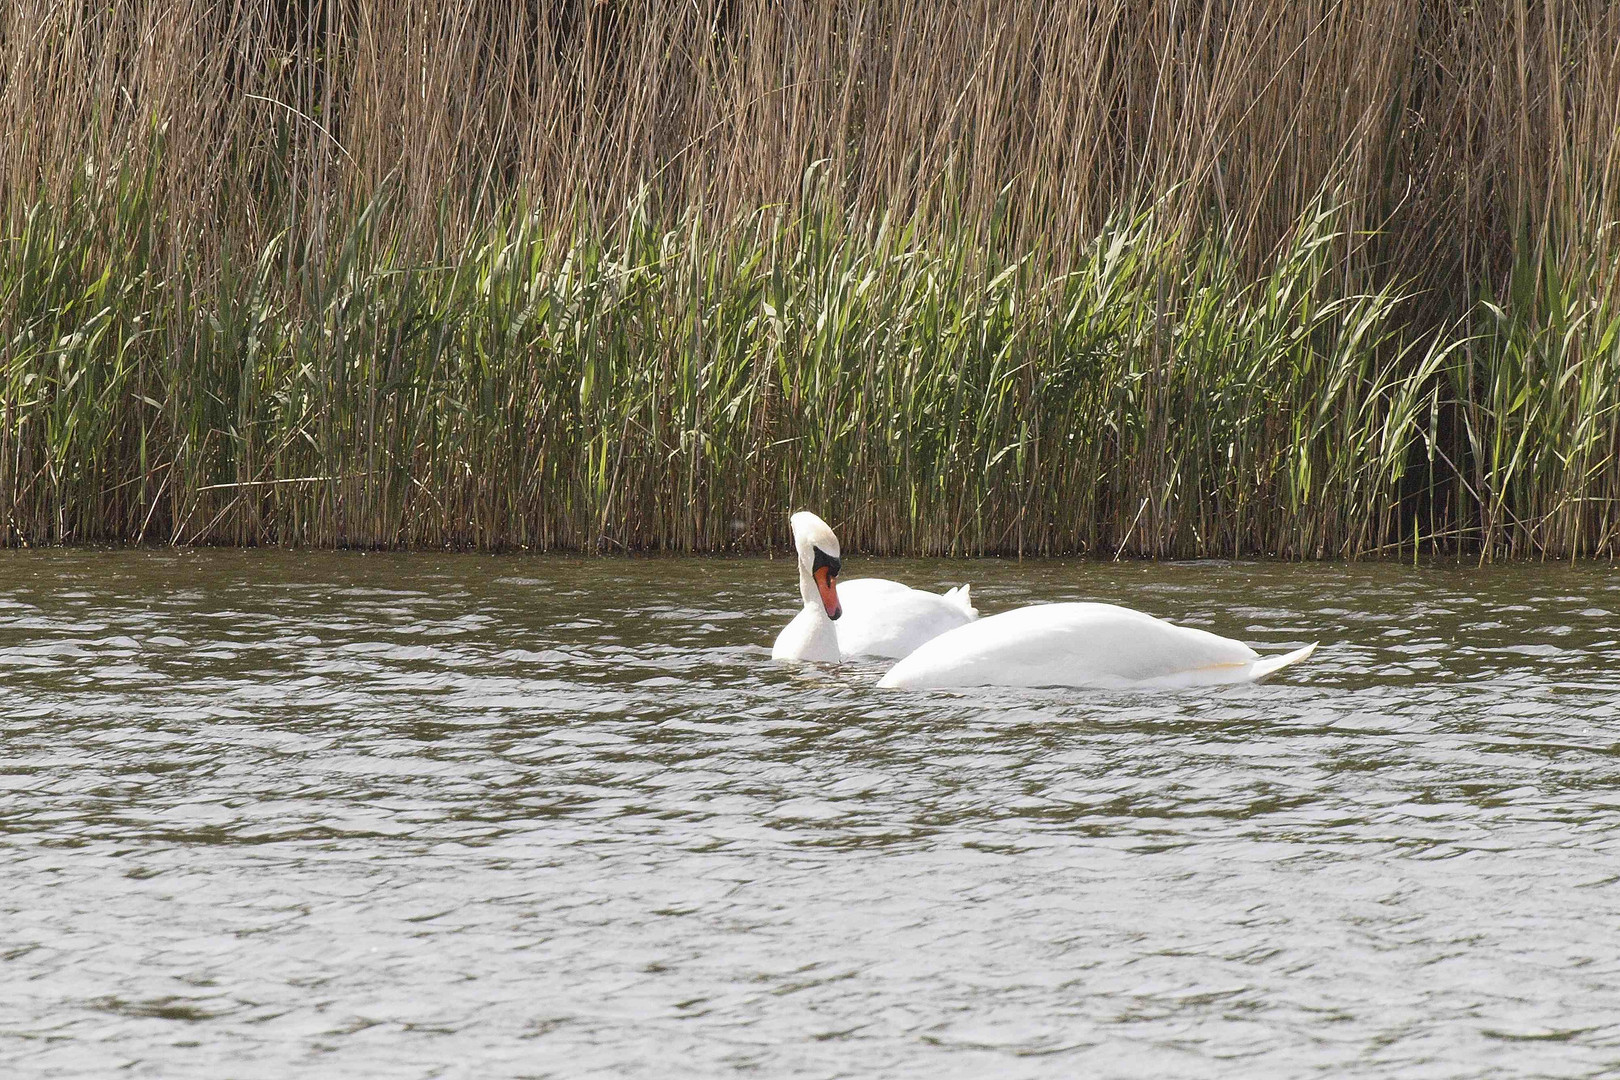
{"left": 4, "top": 550, "right": 1620, "bottom": 1078}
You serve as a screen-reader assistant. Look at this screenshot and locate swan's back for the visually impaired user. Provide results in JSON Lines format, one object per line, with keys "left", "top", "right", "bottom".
{"left": 835, "top": 578, "right": 978, "bottom": 659}
{"left": 877, "top": 602, "right": 1260, "bottom": 688}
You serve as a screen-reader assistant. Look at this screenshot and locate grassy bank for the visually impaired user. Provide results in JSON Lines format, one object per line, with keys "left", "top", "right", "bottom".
{"left": 2, "top": 1, "right": 1617, "bottom": 556}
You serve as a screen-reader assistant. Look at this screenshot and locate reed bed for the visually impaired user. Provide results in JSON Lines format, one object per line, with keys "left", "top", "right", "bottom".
{"left": 1, "top": 0, "right": 1617, "bottom": 556}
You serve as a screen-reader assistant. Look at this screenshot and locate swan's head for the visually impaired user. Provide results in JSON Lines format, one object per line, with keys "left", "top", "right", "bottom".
{"left": 789, "top": 511, "right": 842, "bottom": 621}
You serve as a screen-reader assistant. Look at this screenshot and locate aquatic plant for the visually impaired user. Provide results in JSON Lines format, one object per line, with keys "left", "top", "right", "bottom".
{"left": 1, "top": 0, "right": 1616, "bottom": 557}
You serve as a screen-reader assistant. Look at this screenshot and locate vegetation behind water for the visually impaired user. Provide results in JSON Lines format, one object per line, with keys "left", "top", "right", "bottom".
{"left": 2, "top": 1, "right": 1617, "bottom": 556}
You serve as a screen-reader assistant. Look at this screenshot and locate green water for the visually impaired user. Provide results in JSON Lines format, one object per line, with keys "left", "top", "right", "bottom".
{"left": 3, "top": 551, "right": 1619, "bottom": 1077}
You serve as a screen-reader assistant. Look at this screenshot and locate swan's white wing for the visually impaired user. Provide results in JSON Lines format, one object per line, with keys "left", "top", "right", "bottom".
{"left": 836, "top": 577, "right": 911, "bottom": 597}
{"left": 835, "top": 577, "right": 979, "bottom": 659}
{"left": 941, "top": 584, "right": 977, "bottom": 617}
{"left": 877, "top": 602, "right": 1263, "bottom": 688}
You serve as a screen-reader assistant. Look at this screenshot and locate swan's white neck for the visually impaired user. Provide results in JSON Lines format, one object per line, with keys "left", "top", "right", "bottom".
{"left": 772, "top": 514, "right": 843, "bottom": 663}
{"left": 798, "top": 554, "right": 822, "bottom": 611}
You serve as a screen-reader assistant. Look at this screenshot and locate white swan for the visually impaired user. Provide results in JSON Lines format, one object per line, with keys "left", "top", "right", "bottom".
{"left": 876, "top": 602, "right": 1317, "bottom": 690}
{"left": 771, "top": 511, "right": 978, "bottom": 663}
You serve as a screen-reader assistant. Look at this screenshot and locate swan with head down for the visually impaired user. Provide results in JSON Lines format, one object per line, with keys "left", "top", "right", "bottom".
{"left": 876, "top": 602, "right": 1317, "bottom": 690}
{"left": 771, "top": 511, "right": 978, "bottom": 663}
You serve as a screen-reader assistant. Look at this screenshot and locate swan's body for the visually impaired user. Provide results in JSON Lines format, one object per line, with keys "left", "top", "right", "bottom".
{"left": 876, "top": 602, "right": 1317, "bottom": 690}
{"left": 771, "top": 512, "right": 977, "bottom": 663}
{"left": 833, "top": 579, "right": 977, "bottom": 660}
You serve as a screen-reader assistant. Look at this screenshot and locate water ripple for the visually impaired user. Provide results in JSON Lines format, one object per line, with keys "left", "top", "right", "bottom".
{"left": 3, "top": 551, "right": 1620, "bottom": 1077}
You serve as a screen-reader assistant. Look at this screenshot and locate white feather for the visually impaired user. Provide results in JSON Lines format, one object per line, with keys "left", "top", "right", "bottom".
{"left": 877, "top": 602, "right": 1317, "bottom": 689}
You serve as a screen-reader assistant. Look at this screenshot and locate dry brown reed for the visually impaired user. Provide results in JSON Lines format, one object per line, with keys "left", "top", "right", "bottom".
{"left": 1, "top": 1, "right": 1617, "bottom": 556}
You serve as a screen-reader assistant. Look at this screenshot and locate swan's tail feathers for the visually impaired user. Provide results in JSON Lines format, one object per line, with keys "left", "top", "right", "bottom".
{"left": 943, "top": 584, "right": 978, "bottom": 618}
{"left": 1249, "top": 642, "right": 1318, "bottom": 681}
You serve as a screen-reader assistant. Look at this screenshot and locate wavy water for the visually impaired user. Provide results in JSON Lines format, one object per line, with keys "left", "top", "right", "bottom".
{"left": 3, "top": 551, "right": 1619, "bottom": 1077}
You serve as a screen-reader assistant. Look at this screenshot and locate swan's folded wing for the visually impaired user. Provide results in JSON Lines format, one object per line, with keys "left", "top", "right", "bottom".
{"left": 836, "top": 578, "right": 978, "bottom": 659}
{"left": 941, "top": 584, "right": 978, "bottom": 618}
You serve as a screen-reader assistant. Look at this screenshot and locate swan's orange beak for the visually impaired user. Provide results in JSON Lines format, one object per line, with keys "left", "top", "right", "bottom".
{"left": 813, "top": 564, "right": 842, "bottom": 620}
